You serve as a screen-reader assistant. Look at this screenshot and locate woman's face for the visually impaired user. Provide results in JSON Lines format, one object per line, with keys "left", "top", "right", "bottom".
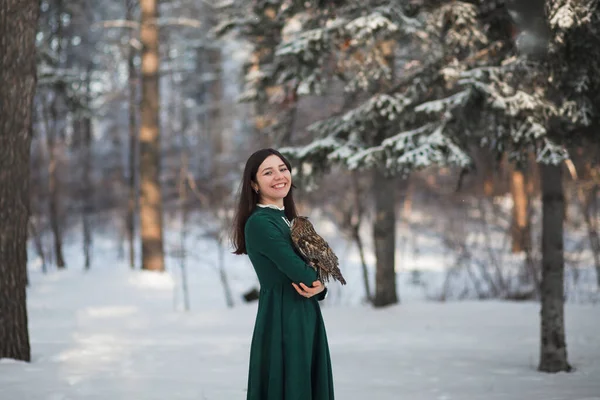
{"left": 252, "top": 155, "right": 291, "bottom": 204}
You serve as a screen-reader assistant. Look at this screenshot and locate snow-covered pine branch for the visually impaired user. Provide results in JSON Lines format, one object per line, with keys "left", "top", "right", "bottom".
{"left": 414, "top": 89, "right": 472, "bottom": 115}
{"left": 274, "top": 5, "right": 421, "bottom": 95}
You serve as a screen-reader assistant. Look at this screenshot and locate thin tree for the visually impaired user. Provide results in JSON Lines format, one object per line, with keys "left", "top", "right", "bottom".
{"left": 0, "top": 0, "right": 40, "bottom": 362}
{"left": 80, "top": 65, "right": 94, "bottom": 270}
{"left": 139, "top": 0, "right": 165, "bottom": 271}
{"left": 126, "top": 0, "right": 139, "bottom": 270}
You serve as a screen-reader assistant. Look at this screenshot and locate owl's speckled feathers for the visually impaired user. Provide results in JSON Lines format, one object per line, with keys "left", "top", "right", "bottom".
{"left": 290, "top": 216, "right": 346, "bottom": 285}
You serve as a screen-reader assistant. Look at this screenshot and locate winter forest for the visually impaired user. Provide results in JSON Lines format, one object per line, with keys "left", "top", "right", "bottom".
{"left": 1, "top": 0, "right": 600, "bottom": 399}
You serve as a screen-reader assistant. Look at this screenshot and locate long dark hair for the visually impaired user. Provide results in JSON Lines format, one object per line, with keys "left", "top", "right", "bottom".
{"left": 231, "top": 148, "right": 299, "bottom": 255}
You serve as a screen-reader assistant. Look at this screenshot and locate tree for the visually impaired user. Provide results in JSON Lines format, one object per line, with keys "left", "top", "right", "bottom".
{"left": 126, "top": 0, "right": 139, "bottom": 270}
{"left": 510, "top": 164, "right": 532, "bottom": 254}
{"left": 465, "top": 0, "right": 600, "bottom": 372}
{"left": 270, "top": 2, "right": 478, "bottom": 307}
{"left": 139, "top": 0, "right": 166, "bottom": 271}
{"left": 0, "top": 0, "right": 40, "bottom": 362}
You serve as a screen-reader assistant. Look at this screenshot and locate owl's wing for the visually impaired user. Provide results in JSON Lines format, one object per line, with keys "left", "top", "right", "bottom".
{"left": 291, "top": 237, "right": 311, "bottom": 262}
{"left": 296, "top": 233, "right": 331, "bottom": 261}
{"left": 299, "top": 235, "right": 347, "bottom": 284}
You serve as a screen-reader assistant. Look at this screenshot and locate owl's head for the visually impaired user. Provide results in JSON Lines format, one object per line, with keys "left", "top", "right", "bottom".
{"left": 290, "top": 216, "right": 310, "bottom": 230}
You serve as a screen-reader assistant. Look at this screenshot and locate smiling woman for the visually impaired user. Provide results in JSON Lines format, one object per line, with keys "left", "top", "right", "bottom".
{"left": 231, "top": 148, "right": 334, "bottom": 400}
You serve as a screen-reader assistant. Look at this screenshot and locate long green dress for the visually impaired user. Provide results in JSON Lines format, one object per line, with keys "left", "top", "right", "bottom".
{"left": 244, "top": 205, "right": 334, "bottom": 400}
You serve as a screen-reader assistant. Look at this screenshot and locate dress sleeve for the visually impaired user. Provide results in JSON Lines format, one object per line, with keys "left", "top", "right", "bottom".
{"left": 316, "top": 287, "right": 327, "bottom": 301}
{"left": 246, "top": 214, "right": 318, "bottom": 287}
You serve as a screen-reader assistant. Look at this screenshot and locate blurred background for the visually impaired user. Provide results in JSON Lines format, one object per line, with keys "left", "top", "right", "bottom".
{"left": 2, "top": 1, "right": 600, "bottom": 396}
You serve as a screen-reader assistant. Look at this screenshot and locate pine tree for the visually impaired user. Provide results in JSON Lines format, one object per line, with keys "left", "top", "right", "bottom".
{"left": 269, "top": 1, "right": 500, "bottom": 306}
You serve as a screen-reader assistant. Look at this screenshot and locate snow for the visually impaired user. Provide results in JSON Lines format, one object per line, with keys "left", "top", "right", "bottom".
{"left": 1, "top": 229, "right": 599, "bottom": 399}
{"left": 344, "top": 13, "right": 399, "bottom": 43}
{"left": 550, "top": 6, "right": 576, "bottom": 29}
{"left": 414, "top": 90, "right": 471, "bottom": 114}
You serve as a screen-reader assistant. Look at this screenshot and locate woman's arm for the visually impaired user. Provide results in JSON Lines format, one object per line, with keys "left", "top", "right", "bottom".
{"left": 246, "top": 215, "right": 318, "bottom": 286}
{"left": 293, "top": 281, "right": 328, "bottom": 301}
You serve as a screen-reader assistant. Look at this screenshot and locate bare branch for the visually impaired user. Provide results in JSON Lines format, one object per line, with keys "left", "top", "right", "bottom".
{"left": 94, "top": 20, "right": 140, "bottom": 30}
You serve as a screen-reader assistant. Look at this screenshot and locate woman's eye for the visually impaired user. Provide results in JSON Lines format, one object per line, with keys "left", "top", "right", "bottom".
{"left": 280, "top": 168, "right": 288, "bottom": 172}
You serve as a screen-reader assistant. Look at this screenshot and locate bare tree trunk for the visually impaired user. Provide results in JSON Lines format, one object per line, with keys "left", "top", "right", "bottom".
{"left": 139, "top": 0, "right": 165, "bottom": 271}
{"left": 42, "top": 0, "right": 67, "bottom": 270}
{"left": 203, "top": 45, "right": 227, "bottom": 198}
{"left": 538, "top": 163, "right": 571, "bottom": 373}
{"left": 46, "top": 102, "right": 66, "bottom": 269}
{"left": 0, "top": 0, "right": 39, "bottom": 362}
{"left": 126, "top": 0, "right": 138, "bottom": 270}
{"left": 81, "top": 67, "right": 93, "bottom": 270}
{"left": 29, "top": 219, "right": 47, "bottom": 274}
{"left": 207, "top": 46, "right": 223, "bottom": 155}
{"left": 351, "top": 174, "right": 372, "bottom": 303}
{"left": 511, "top": 166, "right": 531, "bottom": 253}
{"left": 218, "top": 239, "right": 235, "bottom": 308}
{"left": 178, "top": 157, "right": 191, "bottom": 311}
{"left": 373, "top": 169, "right": 398, "bottom": 307}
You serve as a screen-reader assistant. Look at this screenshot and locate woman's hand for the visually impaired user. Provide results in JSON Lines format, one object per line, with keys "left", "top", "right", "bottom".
{"left": 292, "top": 280, "right": 324, "bottom": 298}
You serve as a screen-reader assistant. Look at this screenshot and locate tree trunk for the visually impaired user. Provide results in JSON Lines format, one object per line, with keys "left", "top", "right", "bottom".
{"left": 218, "top": 239, "right": 235, "bottom": 308}
{"left": 510, "top": 166, "right": 531, "bottom": 253}
{"left": 81, "top": 67, "right": 93, "bottom": 270}
{"left": 126, "top": 0, "right": 138, "bottom": 270}
{"left": 178, "top": 157, "right": 191, "bottom": 311}
{"left": 139, "top": 0, "right": 165, "bottom": 271}
{"left": 351, "top": 173, "right": 372, "bottom": 303}
{"left": 352, "top": 226, "right": 372, "bottom": 303}
{"left": 29, "top": 219, "right": 47, "bottom": 274}
{"left": 580, "top": 162, "right": 600, "bottom": 290}
{"left": 589, "top": 184, "right": 600, "bottom": 290}
{"left": 372, "top": 169, "right": 398, "bottom": 307}
{"left": 538, "top": 163, "right": 571, "bottom": 373}
{"left": 46, "top": 101, "right": 66, "bottom": 269}
{"left": 0, "top": 0, "right": 39, "bottom": 362}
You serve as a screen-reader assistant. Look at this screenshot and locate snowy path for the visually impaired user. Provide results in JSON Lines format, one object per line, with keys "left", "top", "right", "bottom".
{"left": 1, "top": 267, "right": 599, "bottom": 400}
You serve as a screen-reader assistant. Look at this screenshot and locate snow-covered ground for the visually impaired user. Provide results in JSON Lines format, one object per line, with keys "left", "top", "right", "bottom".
{"left": 2, "top": 242, "right": 600, "bottom": 400}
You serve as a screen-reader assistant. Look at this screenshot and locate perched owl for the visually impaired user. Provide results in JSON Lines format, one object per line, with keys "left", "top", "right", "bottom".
{"left": 290, "top": 216, "right": 347, "bottom": 285}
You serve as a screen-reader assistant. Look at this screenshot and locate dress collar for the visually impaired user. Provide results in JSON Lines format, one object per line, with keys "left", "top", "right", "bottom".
{"left": 257, "top": 203, "right": 285, "bottom": 211}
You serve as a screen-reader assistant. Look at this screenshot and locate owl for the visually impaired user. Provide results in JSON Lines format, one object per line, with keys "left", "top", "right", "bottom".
{"left": 290, "top": 216, "right": 347, "bottom": 285}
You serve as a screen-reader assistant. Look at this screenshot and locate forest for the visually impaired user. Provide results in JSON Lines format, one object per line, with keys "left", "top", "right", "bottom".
{"left": 1, "top": 1, "right": 599, "bottom": 399}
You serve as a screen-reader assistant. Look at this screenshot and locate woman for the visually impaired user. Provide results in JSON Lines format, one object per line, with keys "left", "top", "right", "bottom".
{"left": 232, "top": 148, "right": 335, "bottom": 400}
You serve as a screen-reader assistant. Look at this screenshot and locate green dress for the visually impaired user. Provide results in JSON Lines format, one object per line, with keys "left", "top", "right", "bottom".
{"left": 244, "top": 206, "right": 334, "bottom": 400}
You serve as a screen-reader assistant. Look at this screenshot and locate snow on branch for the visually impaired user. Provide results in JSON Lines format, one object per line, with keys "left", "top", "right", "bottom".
{"left": 345, "top": 123, "right": 471, "bottom": 172}
{"left": 345, "top": 12, "right": 399, "bottom": 43}
{"left": 279, "top": 137, "right": 343, "bottom": 161}
{"left": 383, "top": 124, "right": 470, "bottom": 171}
{"left": 414, "top": 89, "right": 472, "bottom": 114}
{"left": 346, "top": 145, "right": 384, "bottom": 170}
{"left": 536, "top": 137, "right": 569, "bottom": 164}
{"left": 511, "top": 116, "right": 547, "bottom": 142}
{"left": 549, "top": 4, "right": 576, "bottom": 29}
{"left": 308, "top": 93, "right": 412, "bottom": 138}
{"left": 460, "top": 78, "right": 553, "bottom": 117}
{"left": 275, "top": 27, "right": 330, "bottom": 61}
